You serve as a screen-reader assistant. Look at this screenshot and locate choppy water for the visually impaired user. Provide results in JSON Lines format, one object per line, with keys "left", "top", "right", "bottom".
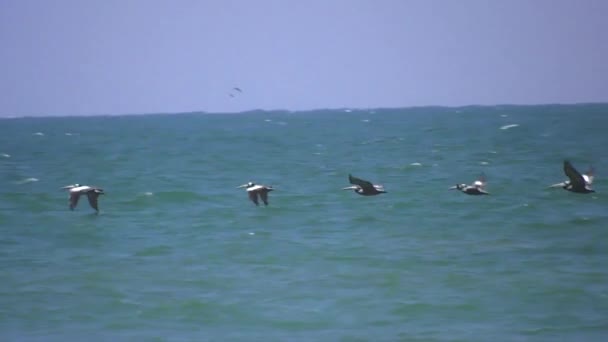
{"left": 1, "top": 105, "right": 608, "bottom": 341}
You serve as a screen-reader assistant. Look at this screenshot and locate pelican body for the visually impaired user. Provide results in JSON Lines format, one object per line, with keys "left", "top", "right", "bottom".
{"left": 450, "top": 174, "right": 489, "bottom": 195}
{"left": 343, "top": 174, "right": 386, "bottom": 196}
{"left": 62, "top": 184, "right": 105, "bottom": 212}
{"left": 238, "top": 182, "right": 274, "bottom": 206}
{"left": 549, "top": 160, "right": 595, "bottom": 194}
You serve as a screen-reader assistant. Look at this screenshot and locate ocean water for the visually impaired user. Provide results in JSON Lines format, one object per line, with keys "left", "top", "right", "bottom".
{"left": 1, "top": 104, "right": 607, "bottom": 341}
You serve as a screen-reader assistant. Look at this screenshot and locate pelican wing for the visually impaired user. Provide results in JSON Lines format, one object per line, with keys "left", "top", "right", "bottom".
{"left": 248, "top": 191, "right": 259, "bottom": 206}
{"left": 69, "top": 192, "right": 81, "bottom": 210}
{"left": 87, "top": 192, "right": 100, "bottom": 211}
{"left": 348, "top": 174, "right": 376, "bottom": 193}
{"left": 564, "top": 160, "right": 586, "bottom": 190}
{"left": 260, "top": 191, "right": 269, "bottom": 205}
{"left": 474, "top": 173, "right": 486, "bottom": 188}
{"left": 584, "top": 166, "right": 594, "bottom": 184}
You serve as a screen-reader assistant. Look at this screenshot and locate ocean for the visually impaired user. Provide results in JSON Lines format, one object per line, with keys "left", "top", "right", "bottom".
{"left": 1, "top": 104, "right": 607, "bottom": 341}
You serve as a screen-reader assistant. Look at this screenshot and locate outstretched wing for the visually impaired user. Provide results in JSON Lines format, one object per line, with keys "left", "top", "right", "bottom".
{"left": 260, "top": 190, "right": 269, "bottom": 206}
{"left": 473, "top": 173, "right": 486, "bottom": 188}
{"left": 87, "top": 192, "right": 100, "bottom": 211}
{"left": 584, "top": 166, "right": 594, "bottom": 185}
{"left": 564, "top": 160, "right": 586, "bottom": 190}
{"left": 349, "top": 174, "right": 376, "bottom": 193}
{"left": 69, "top": 192, "right": 80, "bottom": 210}
{"left": 248, "top": 191, "right": 259, "bottom": 206}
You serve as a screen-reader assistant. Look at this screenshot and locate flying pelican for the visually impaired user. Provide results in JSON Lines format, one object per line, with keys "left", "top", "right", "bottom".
{"left": 233, "top": 87, "right": 242, "bottom": 93}
{"left": 549, "top": 160, "right": 595, "bottom": 193}
{"left": 450, "top": 174, "right": 489, "bottom": 195}
{"left": 237, "top": 182, "right": 274, "bottom": 206}
{"left": 343, "top": 174, "right": 386, "bottom": 196}
{"left": 62, "top": 184, "right": 105, "bottom": 212}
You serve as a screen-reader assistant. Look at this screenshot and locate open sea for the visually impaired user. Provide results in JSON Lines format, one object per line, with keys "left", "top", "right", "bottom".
{"left": 1, "top": 104, "right": 607, "bottom": 341}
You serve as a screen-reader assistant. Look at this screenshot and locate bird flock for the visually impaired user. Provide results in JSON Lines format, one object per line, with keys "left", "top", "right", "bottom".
{"left": 64, "top": 160, "right": 594, "bottom": 213}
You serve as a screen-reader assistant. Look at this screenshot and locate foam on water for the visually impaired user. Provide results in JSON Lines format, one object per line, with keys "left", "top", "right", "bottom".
{"left": 500, "top": 123, "right": 519, "bottom": 130}
{"left": 15, "top": 177, "right": 39, "bottom": 184}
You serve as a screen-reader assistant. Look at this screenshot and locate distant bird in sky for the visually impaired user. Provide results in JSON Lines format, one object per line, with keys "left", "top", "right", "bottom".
{"left": 450, "top": 174, "right": 489, "bottom": 195}
{"left": 549, "top": 160, "right": 595, "bottom": 193}
{"left": 343, "top": 174, "right": 386, "bottom": 196}
{"left": 228, "top": 87, "right": 243, "bottom": 98}
{"left": 62, "top": 184, "right": 105, "bottom": 212}
{"left": 237, "top": 182, "right": 274, "bottom": 206}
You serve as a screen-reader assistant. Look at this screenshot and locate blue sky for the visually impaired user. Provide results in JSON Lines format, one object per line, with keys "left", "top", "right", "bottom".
{"left": 0, "top": 0, "right": 606, "bottom": 116}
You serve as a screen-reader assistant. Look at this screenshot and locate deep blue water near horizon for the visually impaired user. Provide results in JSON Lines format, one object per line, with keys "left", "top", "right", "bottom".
{"left": 1, "top": 104, "right": 607, "bottom": 341}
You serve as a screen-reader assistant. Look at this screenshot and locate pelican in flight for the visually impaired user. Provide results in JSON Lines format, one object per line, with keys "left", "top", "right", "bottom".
{"left": 549, "top": 160, "right": 595, "bottom": 193}
{"left": 62, "top": 184, "right": 105, "bottom": 212}
{"left": 343, "top": 174, "right": 386, "bottom": 196}
{"left": 237, "top": 182, "right": 274, "bottom": 206}
{"left": 450, "top": 174, "right": 489, "bottom": 195}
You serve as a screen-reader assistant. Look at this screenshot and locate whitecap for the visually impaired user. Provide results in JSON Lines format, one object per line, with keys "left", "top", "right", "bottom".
{"left": 410, "top": 162, "right": 422, "bottom": 166}
{"left": 248, "top": 232, "right": 255, "bottom": 236}
{"left": 16, "top": 177, "right": 39, "bottom": 184}
{"left": 361, "top": 119, "right": 370, "bottom": 123}
{"left": 0, "top": 153, "right": 10, "bottom": 158}
{"left": 264, "top": 119, "right": 272, "bottom": 122}
{"left": 143, "top": 192, "right": 154, "bottom": 196}
{"left": 33, "top": 132, "right": 44, "bottom": 136}
{"left": 500, "top": 114, "right": 508, "bottom": 117}
{"left": 480, "top": 161, "right": 489, "bottom": 165}
{"left": 344, "top": 109, "right": 352, "bottom": 113}
{"left": 500, "top": 124, "right": 519, "bottom": 130}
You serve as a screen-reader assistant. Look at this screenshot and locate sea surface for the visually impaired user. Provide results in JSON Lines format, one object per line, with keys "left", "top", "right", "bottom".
{"left": 1, "top": 104, "right": 607, "bottom": 341}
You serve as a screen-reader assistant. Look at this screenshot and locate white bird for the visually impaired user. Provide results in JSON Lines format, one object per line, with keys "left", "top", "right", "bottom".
{"left": 450, "top": 174, "right": 489, "bottom": 195}
{"left": 343, "top": 174, "right": 386, "bottom": 196}
{"left": 549, "top": 160, "right": 595, "bottom": 193}
{"left": 62, "top": 184, "right": 105, "bottom": 212}
{"left": 237, "top": 182, "right": 274, "bottom": 206}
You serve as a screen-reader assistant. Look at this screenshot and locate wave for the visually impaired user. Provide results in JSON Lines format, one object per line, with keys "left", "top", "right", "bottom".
{"left": 500, "top": 124, "right": 519, "bottom": 130}
{"left": 15, "top": 177, "right": 39, "bottom": 185}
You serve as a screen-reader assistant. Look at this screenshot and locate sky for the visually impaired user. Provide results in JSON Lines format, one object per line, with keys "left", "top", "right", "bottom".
{"left": 0, "top": 0, "right": 606, "bottom": 116}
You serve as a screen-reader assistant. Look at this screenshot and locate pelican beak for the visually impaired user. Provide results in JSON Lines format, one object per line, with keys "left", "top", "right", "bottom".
{"left": 548, "top": 182, "right": 565, "bottom": 188}
{"left": 449, "top": 186, "right": 458, "bottom": 190}
{"left": 61, "top": 184, "right": 75, "bottom": 190}
{"left": 342, "top": 186, "right": 357, "bottom": 190}
{"left": 237, "top": 184, "right": 248, "bottom": 188}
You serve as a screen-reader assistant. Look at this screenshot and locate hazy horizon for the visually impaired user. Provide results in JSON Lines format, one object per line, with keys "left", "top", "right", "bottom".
{"left": 1, "top": 0, "right": 606, "bottom": 117}
{"left": 2, "top": 102, "right": 606, "bottom": 120}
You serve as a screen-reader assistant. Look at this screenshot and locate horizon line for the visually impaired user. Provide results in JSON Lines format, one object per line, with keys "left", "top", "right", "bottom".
{"left": 1, "top": 102, "right": 606, "bottom": 120}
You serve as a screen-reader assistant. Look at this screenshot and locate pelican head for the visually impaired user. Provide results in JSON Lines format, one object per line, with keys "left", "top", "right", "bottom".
{"left": 548, "top": 181, "right": 568, "bottom": 189}
{"left": 62, "top": 183, "right": 80, "bottom": 190}
{"left": 237, "top": 182, "right": 255, "bottom": 189}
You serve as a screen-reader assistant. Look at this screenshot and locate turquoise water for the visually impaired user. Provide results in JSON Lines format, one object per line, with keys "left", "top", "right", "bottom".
{"left": 1, "top": 105, "right": 607, "bottom": 341}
